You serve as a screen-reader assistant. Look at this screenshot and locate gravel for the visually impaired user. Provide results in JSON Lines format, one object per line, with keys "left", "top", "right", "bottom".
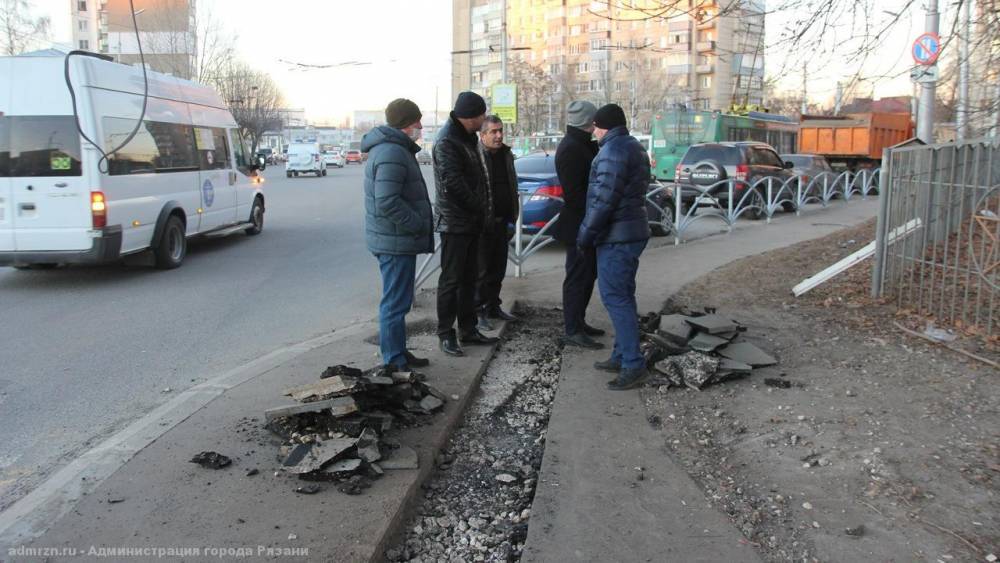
{"left": 386, "top": 307, "right": 563, "bottom": 563}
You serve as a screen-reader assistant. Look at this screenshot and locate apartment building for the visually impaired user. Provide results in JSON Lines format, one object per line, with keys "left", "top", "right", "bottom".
{"left": 452, "top": 0, "right": 766, "bottom": 133}
{"left": 70, "top": 0, "right": 196, "bottom": 79}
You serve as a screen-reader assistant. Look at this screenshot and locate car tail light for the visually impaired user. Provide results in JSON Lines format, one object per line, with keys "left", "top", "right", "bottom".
{"left": 91, "top": 191, "right": 107, "bottom": 228}
{"left": 734, "top": 164, "right": 749, "bottom": 182}
{"left": 529, "top": 184, "right": 563, "bottom": 201}
{"left": 531, "top": 221, "right": 547, "bottom": 228}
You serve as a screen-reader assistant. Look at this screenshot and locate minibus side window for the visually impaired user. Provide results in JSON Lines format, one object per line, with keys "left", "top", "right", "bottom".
{"left": 194, "top": 127, "right": 230, "bottom": 170}
{"left": 105, "top": 118, "right": 198, "bottom": 175}
{"left": 9, "top": 116, "right": 82, "bottom": 177}
{"left": 0, "top": 117, "right": 9, "bottom": 177}
{"left": 230, "top": 131, "right": 251, "bottom": 176}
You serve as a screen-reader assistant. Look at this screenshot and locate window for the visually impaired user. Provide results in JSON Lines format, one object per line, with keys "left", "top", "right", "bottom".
{"left": 194, "top": 127, "right": 230, "bottom": 170}
{"left": 0, "top": 116, "right": 83, "bottom": 177}
{"left": 78, "top": 1, "right": 87, "bottom": 11}
{"left": 78, "top": 19, "right": 88, "bottom": 31}
{"left": 104, "top": 118, "right": 198, "bottom": 175}
{"left": 700, "top": 75, "right": 712, "bottom": 88}
{"left": 79, "top": 39, "right": 89, "bottom": 50}
{"left": 750, "top": 147, "right": 783, "bottom": 167}
{"left": 230, "top": 131, "right": 252, "bottom": 173}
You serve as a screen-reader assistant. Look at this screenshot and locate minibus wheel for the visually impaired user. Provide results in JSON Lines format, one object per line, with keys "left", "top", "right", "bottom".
{"left": 154, "top": 215, "right": 186, "bottom": 269}
{"left": 245, "top": 197, "right": 264, "bottom": 236}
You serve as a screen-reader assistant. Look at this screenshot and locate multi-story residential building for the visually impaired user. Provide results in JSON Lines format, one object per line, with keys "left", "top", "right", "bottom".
{"left": 452, "top": 0, "right": 766, "bottom": 133}
{"left": 70, "top": 0, "right": 196, "bottom": 80}
{"left": 967, "top": 0, "right": 999, "bottom": 138}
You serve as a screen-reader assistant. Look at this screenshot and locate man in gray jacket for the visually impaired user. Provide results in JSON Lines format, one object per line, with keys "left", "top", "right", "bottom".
{"left": 361, "top": 98, "right": 434, "bottom": 371}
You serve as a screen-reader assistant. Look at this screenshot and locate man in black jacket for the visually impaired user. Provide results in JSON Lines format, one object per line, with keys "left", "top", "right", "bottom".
{"left": 554, "top": 100, "right": 604, "bottom": 349}
{"left": 433, "top": 92, "right": 499, "bottom": 356}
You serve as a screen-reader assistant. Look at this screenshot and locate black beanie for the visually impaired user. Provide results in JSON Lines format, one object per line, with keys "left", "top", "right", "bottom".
{"left": 385, "top": 98, "right": 422, "bottom": 129}
{"left": 453, "top": 91, "right": 487, "bottom": 119}
{"left": 594, "top": 103, "right": 627, "bottom": 130}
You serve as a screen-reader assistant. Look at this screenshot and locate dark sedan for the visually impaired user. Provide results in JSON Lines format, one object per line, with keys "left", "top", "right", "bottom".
{"left": 513, "top": 152, "right": 672, "bottom": 237}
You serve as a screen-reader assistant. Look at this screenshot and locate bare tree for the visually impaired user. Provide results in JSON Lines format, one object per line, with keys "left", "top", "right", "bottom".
{"left": 210, "top": 61, "right": 284, "bottom": 155}
{"left": 0, "top": 0, "right": 49, "bottom": 56}
{"left": 508, "top": 59, "right": 559, "bottom": 135}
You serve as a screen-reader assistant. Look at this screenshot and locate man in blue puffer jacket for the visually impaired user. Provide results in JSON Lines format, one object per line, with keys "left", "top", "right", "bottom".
{"left": 361, "top": 98, "right": 434, "bottom": 371}
{"left": 577, "top": 103, "right": 652, "bottom": 390}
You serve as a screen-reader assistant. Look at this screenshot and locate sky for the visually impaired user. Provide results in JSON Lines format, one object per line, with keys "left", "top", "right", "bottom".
{"left": 34, "top": 0, "right": 943, "bottom": 123}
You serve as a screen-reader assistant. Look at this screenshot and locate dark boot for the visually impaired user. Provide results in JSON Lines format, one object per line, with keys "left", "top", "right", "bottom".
{"left": 593, "top": 357, "right": 621, "bottom": 373}
{"left": 582, "top": 322, "right": 606, "bottom": 336}
{"left": 440, "top": 337, "right": 464, "bottom": 357}
{"left": 459, "top": 330, "right": 500, "bottom": 345}
{"left": 404, "top": 350, "right": 430, "bottom": 368}
{"left": 561, "top": 333, "right": 605, "bottom": 350}
{"left": 488, "top": 307, "right": 519, "bottom": 322}
{"left": 477, "top": 312, "right": 495, "bottom": 332}
{"left": 607, "top": 367, "right": 650, "bottom": 391}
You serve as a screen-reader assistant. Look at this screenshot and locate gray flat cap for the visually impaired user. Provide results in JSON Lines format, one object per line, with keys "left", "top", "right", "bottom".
{"left": 566, "top": 100, "right": 597, "bottom": 128}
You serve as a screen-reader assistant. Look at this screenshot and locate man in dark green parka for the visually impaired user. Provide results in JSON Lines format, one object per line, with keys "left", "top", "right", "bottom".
{"left": 362, "top": 98, "right": 434, "bottom": 371}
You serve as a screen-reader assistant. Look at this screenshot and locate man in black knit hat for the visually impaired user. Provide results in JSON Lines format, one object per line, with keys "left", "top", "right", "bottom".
{"left": 432, "top": 91, "right": 499, "bottom": 357}
{"left": 578, "top": 103, "right": 651, "bottom": 391}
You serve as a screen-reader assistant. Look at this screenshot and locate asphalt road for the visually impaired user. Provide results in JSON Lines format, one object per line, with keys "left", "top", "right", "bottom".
{"left": 0, "top": 162, "right": 721, "bottom": 513}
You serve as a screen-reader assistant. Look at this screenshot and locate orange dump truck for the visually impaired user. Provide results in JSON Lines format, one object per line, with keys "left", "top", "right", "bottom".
{"left": 798, "top": 113, "right": 914, "bottom": 169}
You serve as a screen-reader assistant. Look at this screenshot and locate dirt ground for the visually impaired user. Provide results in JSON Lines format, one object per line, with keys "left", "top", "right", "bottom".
{"left": 643, "top": 220, "right": 999, "bottom": 562}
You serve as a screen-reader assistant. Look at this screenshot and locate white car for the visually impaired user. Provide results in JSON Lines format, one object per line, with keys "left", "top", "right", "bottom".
{"left": 285, "top": 143, "right": 325, "bottom": 177}
{"left": 323, "top": 151, "right": 346, "bottom": 168}
{"left": 0, "top": 52, "right": 265, "bottom": 270}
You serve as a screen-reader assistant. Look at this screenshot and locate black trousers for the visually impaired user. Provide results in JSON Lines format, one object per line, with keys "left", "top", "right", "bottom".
{"left": 476, "top": 223, "right": 511, "bottom": 313}
{"left": 437, "top": 233, "right": 479, "bottom": 339}
{"left": 562, "top": 244, "right": 598, "bottom": 336}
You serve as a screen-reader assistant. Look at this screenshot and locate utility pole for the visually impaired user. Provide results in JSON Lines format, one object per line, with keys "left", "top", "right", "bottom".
{"left": 956, "top": 0, "right": 970, "bottom": 140}
{"left": 500, "top": 0, "right": 508, "bottom": 84}
{"left": 800, "top": 63, "right": 808, "bottom": 115}
{"left": 917, "top": 0, "right": 939, "bottom": 143}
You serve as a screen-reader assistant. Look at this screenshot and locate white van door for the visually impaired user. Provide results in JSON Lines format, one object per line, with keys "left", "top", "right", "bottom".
{"left": 0, "top": 117, "right": 13, "bottom": 252}
{"left": 229, "top": 130, "right": 256, "bottom": 221}
{"left": 195, "top": 126, "right": 237, "bottom": 231}
{"left": 8, "top": 116, "right": 91, "bottom": 252}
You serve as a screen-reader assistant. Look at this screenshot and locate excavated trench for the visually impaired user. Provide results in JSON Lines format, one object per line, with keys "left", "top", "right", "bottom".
{"left": 385, "top": 306, "right": 563, "bottom": 562}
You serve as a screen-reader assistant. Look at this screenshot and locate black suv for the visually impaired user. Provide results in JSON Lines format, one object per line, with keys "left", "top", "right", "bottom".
{"left": 674, "top": 142, "right": 798, "bottom": 219}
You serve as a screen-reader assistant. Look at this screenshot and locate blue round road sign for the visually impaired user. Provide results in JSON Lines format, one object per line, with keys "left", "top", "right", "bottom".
{"left": 912, "top": 32, "right": 941, "bottom": 65}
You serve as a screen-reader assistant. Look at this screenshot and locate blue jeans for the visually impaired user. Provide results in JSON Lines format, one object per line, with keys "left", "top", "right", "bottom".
{"left": 596, "top": 240, "right": 648, "bottom": 370}
{"left": 376, "top": 253, "right": 416, "bottom": 368}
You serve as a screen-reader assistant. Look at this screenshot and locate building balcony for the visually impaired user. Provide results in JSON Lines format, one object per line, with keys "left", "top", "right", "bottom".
{"left": 696, "top": 17, "right": 717, "bottom": 30}
{"left": 547, "top": 35, "right": 566, "bottom": 47}
{"left": 696, "top": 41, "right": 716, "bottom": 52}
{"left": 696, "top": 64, "right": 714, "bottom": 73}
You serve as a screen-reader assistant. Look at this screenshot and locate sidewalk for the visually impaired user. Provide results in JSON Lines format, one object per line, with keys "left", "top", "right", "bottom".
{"left": 514, "top": 201, "right": 880, "bottom": 562}
{"left": 6, "top": 319, "right": 508, "bottom": 562}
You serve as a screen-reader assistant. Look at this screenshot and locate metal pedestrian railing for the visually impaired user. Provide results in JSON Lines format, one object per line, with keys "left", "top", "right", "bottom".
{"left": 414, "top": 168, "right": 882, "bottom": 290}
{"left": 872, "top": 139, "right": 999, "bottom": 336}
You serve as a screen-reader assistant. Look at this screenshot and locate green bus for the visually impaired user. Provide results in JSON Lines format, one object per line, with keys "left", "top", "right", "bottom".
{"left": 650, "top": 110, "right": 799, "bottom": 181}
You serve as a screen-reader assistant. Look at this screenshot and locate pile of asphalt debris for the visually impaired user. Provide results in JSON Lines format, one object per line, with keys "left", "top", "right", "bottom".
{"left": 639, "top": 308, "right": 778, "bottom": 390}
{"left": 263, "top": 364, "right": 446, "bottom": 495}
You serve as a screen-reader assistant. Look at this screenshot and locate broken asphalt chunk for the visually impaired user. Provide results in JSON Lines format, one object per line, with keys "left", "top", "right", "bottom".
{"left": 190, "top": 451, "right": 232, "bottom": 470}
{"left": 287, "top": 438, "right": 357, "bottom": 474}
{"left": 685, "top": 314, "right": 740, "bottom": 335}
{"left": 264, "top": 396, "right": 360, "bottom": 421}
{"left": 658, "top": 314, "right": 695, "bottom": 344}
{"left": 688, "top": 332, "right": 730, "bottom": 353}
{"left": 718, "top": 342, "right": 778, "bottom": 367}
{"left": 320, "top": 365, "right": 363, "bottom": 379}
{"left": 719, "top": 358, "right": 753, "bottom": 374}
{"left": 419, "top": 395, "right": 444, "bottom": 413}
{"left": 326, "top": 458, "right": 363, "bottom": 474}
{"left": 294, "top": 484, "right": 322, "bottom": 495}
{"left": 283, "top": 376, "right": 358, "bottom": 402}
{"left": 282, "top": 443, "right": 314, "bottom": 467}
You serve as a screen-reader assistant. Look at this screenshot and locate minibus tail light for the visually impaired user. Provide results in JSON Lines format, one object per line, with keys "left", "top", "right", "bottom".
{"left": 91, "top": 191, "right": 107, "bottom": 228}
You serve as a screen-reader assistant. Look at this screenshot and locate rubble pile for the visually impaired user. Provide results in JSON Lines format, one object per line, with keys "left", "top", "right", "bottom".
{"left": 640, "top": 309, "right": 778, "bottom": 390}
{"left": 264, "top": 364, "right": 446, "bottom": 494}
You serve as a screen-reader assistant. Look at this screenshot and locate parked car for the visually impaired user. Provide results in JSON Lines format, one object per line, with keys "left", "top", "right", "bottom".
{"left": 674, "top": 142, "right": 798, "bottom": 219}
{"left": 780, "top": 153, "right": 836, "bottom": 190}
{"left": 416, "top": 150, "right": 432, "bottom": 165}
{"left": 513, "top": 152, "right": 673, "bottom": 237}
{"left": 345, "top": 150, "right": 363, "bottom": 164}
{"left": 256, "top": 148, "right": 276, "bottom": 165}
{"left": 0, "top": 53, "right": 265, "bottom": 270}
{"left": 285, "top": 143, "right": 326, "bottom": 177}
{"left": 323, "top": 150, "right": 346, "bottom": 168}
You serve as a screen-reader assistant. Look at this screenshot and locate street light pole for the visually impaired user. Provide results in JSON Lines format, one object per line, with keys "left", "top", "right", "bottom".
{"left": 916, "top": 0, "right": 939, "bottom": 143}
{"left": 956, "top": 0, "right": 970, "bottom": 140}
